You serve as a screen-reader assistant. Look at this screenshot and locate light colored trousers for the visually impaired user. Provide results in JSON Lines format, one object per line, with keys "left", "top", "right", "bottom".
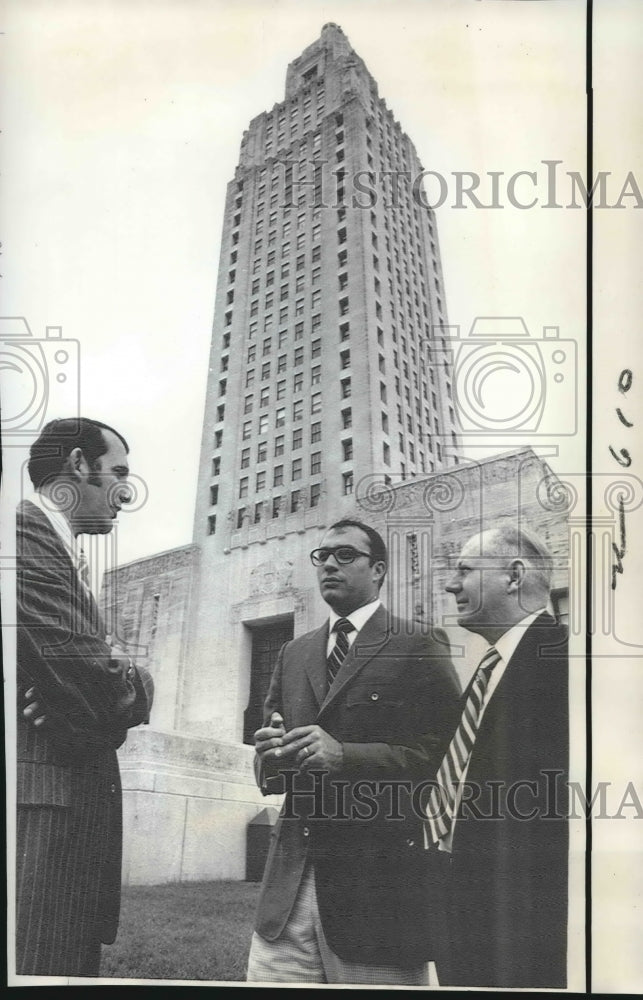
{"left": 247, "top": 865, "right": 429, "bottom": 986}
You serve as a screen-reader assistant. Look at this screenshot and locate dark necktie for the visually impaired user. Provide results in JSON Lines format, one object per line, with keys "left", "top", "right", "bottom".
{"left": 327, "top": 617, "right": 356, "bottom": 688}
{"left": 426, "top": 646, "right": 501, "bottom": 844}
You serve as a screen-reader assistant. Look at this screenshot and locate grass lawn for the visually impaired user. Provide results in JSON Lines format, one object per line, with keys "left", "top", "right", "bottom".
{"left": 100, "top": 881, "right": 261, "bottom": 982}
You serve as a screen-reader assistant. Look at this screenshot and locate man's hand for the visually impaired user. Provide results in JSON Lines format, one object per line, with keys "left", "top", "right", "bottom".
{"left": 23, "top": 687, "right": 46, "bottom": 728}
{"left": 279, "top": 725, "right": 344, "bottom": 774}
{"left": 107, "top": 640, "right": 137, "bottom": 714}
{"left": 254, "top": 712, "right": 287, "bottom": 761}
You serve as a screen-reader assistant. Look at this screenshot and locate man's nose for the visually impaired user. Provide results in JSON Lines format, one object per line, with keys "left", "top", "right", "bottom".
{"left": 321, "top": 551, "right": 340, "bottom": 568}
{"left": 445, "top": 574, "right": 459, "bottom": 593}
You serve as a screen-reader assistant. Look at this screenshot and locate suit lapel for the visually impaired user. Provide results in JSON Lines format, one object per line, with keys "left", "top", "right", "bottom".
{"left": 318, "top": 605, "right": 390, "bottom": 716}
{"left": 303, "top": 623, "right": 331, "bottom": 709}
{"left": 21, "top": 502, "right": 106, "bottom": 639}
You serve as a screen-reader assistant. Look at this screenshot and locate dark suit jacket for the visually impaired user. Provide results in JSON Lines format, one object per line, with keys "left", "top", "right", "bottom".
{"left": 253, "top": 604, "right": 461, "bottom": 967}
{"left": 433, "top": 613, "right": 569, "bottom": 989}
{"left": 15, "top": 499, "right": 154, "bottom": 976}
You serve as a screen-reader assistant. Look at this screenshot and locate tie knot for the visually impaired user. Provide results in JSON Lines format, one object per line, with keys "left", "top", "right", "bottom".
{"left": 333, "top": 617, "right": 355, "bottom": 636}
{"left": 478, "top": 647, "right": 501, "bottom": 674}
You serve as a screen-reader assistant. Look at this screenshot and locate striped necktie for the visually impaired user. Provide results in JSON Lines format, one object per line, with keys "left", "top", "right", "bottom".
{"left": 327, "top": 617, "right": 356, "bottom": 688}
{"left": 426, "top": 646, "right": 501, "bottom": 844}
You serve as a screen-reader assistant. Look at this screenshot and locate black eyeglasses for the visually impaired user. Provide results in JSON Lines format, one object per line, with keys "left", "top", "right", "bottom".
{"left": 310, "top": 546, "right": 372, "bottom": 566}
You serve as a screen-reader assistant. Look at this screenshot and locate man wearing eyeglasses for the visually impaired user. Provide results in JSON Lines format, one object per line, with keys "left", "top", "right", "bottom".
{"left": 246, "top": 518, "right": 460, "bottom": 984}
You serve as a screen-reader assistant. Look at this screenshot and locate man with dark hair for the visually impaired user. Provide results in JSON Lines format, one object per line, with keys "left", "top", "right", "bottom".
{"left": 16, "top": 417, "right": 154, "bottom": 976}
{"left": 426, "top": 524, "right": 568, "bottom": 989}
{"left": 247, "top": 518, "right": 460, "bottom": 984}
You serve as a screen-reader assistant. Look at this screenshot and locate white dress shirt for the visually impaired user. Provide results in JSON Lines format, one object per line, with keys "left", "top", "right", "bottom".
{"left": 326, "top": 598, "right": 381, "bottom": 657}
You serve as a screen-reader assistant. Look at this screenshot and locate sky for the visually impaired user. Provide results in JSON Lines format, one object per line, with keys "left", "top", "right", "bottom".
{"left": 2, "top": 0, "right": 593, "bottom": 567}
{"left": 2, "top": 2, "right": 642, "bottom": 988}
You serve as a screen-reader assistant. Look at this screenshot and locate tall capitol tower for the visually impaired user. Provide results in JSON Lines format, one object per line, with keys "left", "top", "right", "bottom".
{"left": 186, "top": 23, "right": 459, "bottom": 743}
{"left": 113, "top": 23, "right": 464, "bottom": 884}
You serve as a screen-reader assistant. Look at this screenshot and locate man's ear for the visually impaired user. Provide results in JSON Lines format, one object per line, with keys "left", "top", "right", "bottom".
{"left": 63, "top": 447, "right": 86, "bottom": 479}
{"left": 507, "top": 558, "right": 526, "bottom": 593}
{"left": 373, "top": 560, "right": 387, "bottom": 585}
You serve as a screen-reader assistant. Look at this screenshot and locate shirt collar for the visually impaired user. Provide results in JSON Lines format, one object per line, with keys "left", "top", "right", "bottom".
{"left": 328, "top": 597, "right": 381, "bottom": 635}
{"left": 493, "top": 608, "right": 548, "bottom": 665}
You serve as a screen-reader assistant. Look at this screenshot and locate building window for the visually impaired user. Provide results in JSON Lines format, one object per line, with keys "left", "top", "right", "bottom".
{"left": 342, "top": 408, "right": 352, "bottom": 429}
{"left": 210, "top": 485, "right": 219, "bottom": 506}
{"left": 311, "top": 421, "right": 322, "bottom": 443}
{"left": 272, "top": 496, "right": 282, "bottom": 519}
{"left": 276, "top": 407, "right": 285, "bottom": 428}
{"left": 311, "top": 365, "right": 321, "bottom": 385}
{"left": 236, "top": 507, "right": 246, "bottom": 529}
{"left": 342, "top": 471, "right": 354, "bottom": 495}
{"left": 274, "top": 434, "right": 284, "bottom": 456}
{"left": 340, "top": 322, "right": 350, "bottom": 341}
{"left": 277, "top": 354, "right": 287, "bottom": 373}
{"left": 242, "top": 420, "right": 251, "bottom": 440}
{"left": 311, "top": 451, "right": 322, "bottom": 475}
{"left": 256, "top": 470, "right": 266, "bottom": 491}
{"left": 259, "top": 414, "right": 269, "bottom": 434}
{"left": 212, "top": 456, "right": 221, "bottom": 476}
{"left": 383, "top": 442, "right": 390, "bottom": 465}
{"left": 381, "top": 411, "right": 389, "bottom": 433}
{"left": 310, "top": 483, "right": 321, "bottom": 508}
{"left": 247, "top": 345, "right": 256, "bottom": 364}
{"left": 273, "top": 465, "right": 284, "bottom": 486}
{"left": 340, "top": 350, "right": 350, "bottom": 369}
{"left": 244, "top": 395, "right": 253, "bottom": 414}
{"left": 239, "top": 477, "right": 249, "bottom": 498}
{"left": 341, "top": 378, "right": 351, "bottom": 398}
{"left": 294, "top": 346, "right": 304, "bottom": 366}
{"left": 257, "top": 441, "right": 267, "bottom": 463}
{"left": 311, "top": 392, "right": 322, "bottom": 414}
{"left": 207, "top": 514, "right": 217, "bottom": 535}
{"left": 240, "top": 448, "right": 250, "bottom": 469}
{"left": 260, "top": 386, "right": 270, "bottom": 408}
{"left": 219, "top": 378, "right": 227, "bottom": 397}
{"left": 292, "top": 428, "right": 303, "bottom": 450}
{"left": 254, "top": 501, "right": 264, "bottom": 524}
{"left": 276, "top": 379, "right": 286, "bottom": 400}
{"left": 292, "top": 457, "right": 302, "bottom": 481}
{"left": 217, "top": 404, "right": 225, "bottom": 422}
{"left": 342, "top": 438, "right": 353, "bottom": 461}
{"left": 295, "top": 321, "right": 304, "bottom": 340}
{"left": 339, "top": 296, "right": 349, "bottom": 316}
{"left": 293, "top": 371, "right": 304, "bottom": 393}
{"left": 290, "top": 489, "right": 301, "bottom": 513}
{"left": 311, "top": 339, "right": 321, "bottom": 358}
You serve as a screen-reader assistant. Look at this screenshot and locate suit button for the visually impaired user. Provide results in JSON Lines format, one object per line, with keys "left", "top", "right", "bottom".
{"left": 110, "top": 783, "right": 117, "bottom": 793}
{"left": 303, "top": 826, "right": 310, "bottom": 837}
{"left": 406, "top": 838, "right": 415, "bottom": 846}
{"left": 370, "top": 692, "right": 379, "bottom": 701}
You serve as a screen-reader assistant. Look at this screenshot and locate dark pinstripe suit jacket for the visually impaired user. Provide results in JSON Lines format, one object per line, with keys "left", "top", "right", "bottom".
{"left": 15, "top": 499, "right": 154, "bottom": 976}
